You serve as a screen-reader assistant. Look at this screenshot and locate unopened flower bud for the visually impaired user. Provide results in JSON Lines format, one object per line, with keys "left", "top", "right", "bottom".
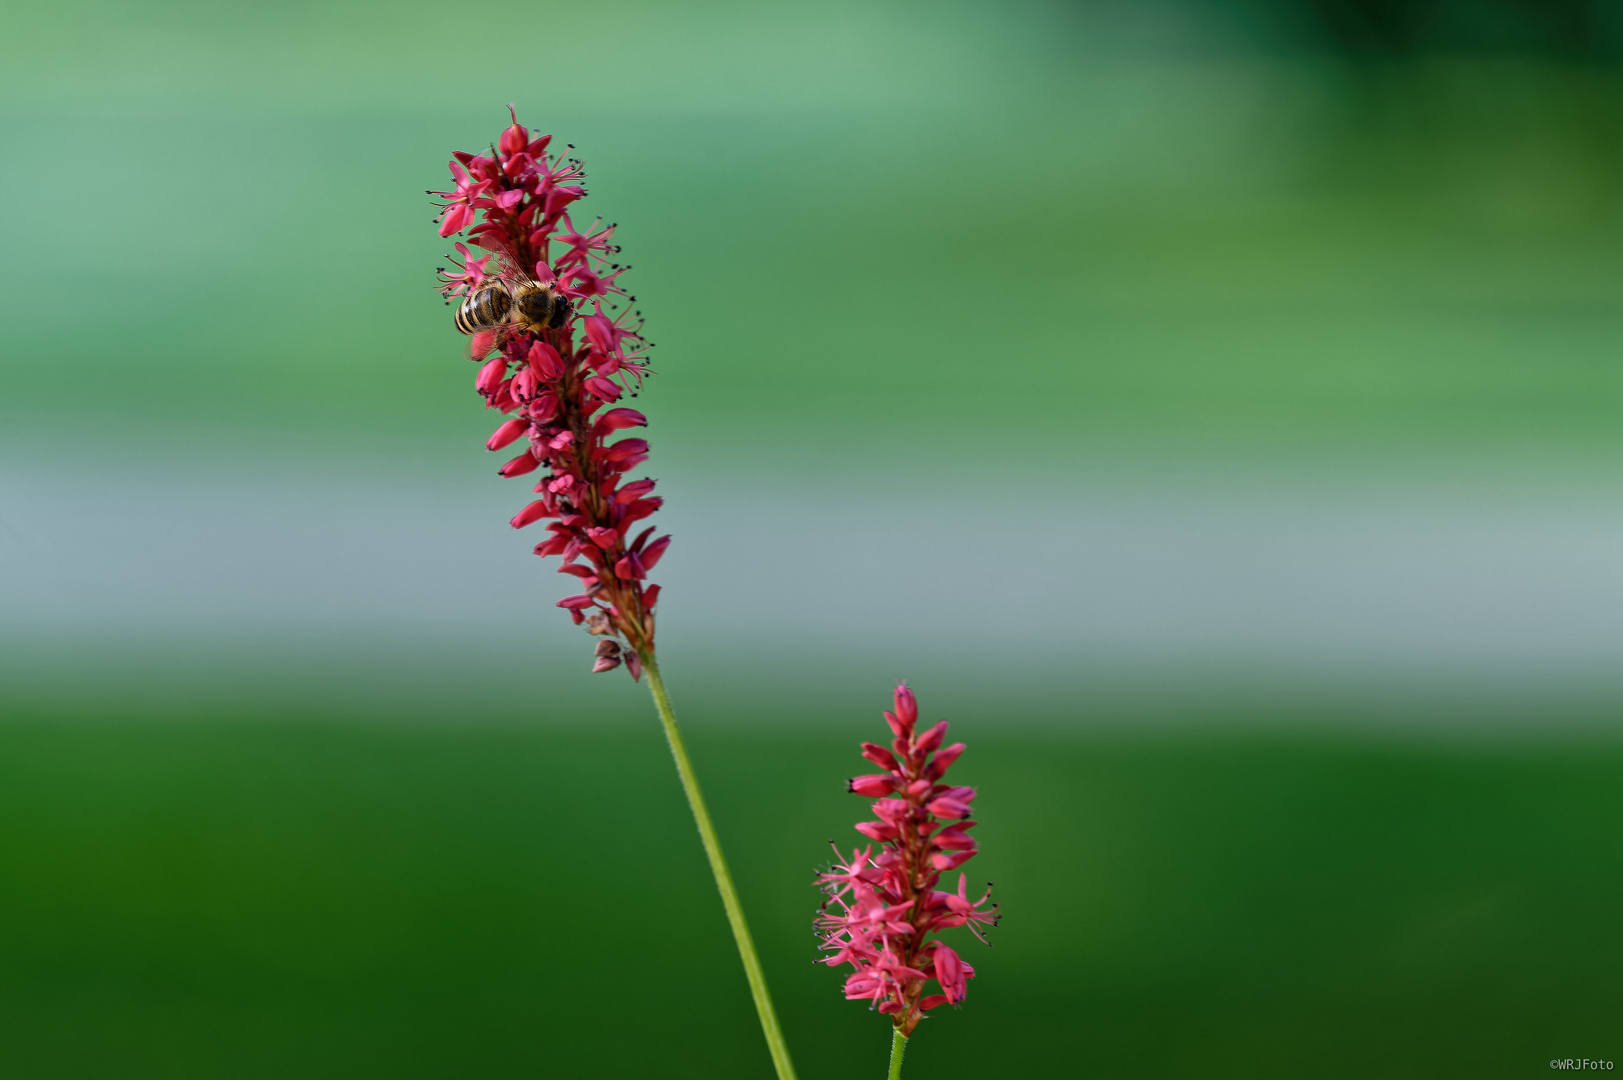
{"left": 640, "top": 535, "right": 671, "bottom": 570}
{"left": 498, "top": 451, "right": 540, "bottom": 478}
{"left": 510, "top": 367, "right": 538, "bottom": 401}
{"left": 927, "top": 796, "right": 973, "bottom": 820}
{"left": 860, "top": 742, "right": 901, "bottom": 772}
{"left": 527, "top": 340, "right": 564, "bottom": 379}
{"left": 486, "top": 418, "right": 529, "bottom": 452}
{"left": 583, "top": 313, "right": 620, "bottom": 352}
{"left": 932, "top": 943, "right": 969, "bottom": 1004}
{"left": 593, "top": 408, "right": 647, "bottom": 434}
{"left": 848, "top": 775, "right": 900, "bottom": 797}
{"left": 510, "top": 500, "right": 551, "bottom": 529}
{"left": 894, "top": 685, "right": 918, "bottom": 725}
{"left": 925, "top": 743, "right": 966, "bottom": 781}
{"left": 527, "top": 392, "right": 559, "bottom": 421}
{"left": 499, "top": 112, "right": 529, "bottom": 155}
{"left": 475, "top": 355, "right": 508, "bottom": 396}
{"left": 915, "top": 720, "right": 948, "bottom": 754}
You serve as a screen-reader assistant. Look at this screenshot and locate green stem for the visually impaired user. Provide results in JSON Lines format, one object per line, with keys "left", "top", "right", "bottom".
{"left": 640, "top": 650, "right": 798, "bottom": 1080}
{"left": 888, "top": 1027, "right": 908, "bottom": 1080}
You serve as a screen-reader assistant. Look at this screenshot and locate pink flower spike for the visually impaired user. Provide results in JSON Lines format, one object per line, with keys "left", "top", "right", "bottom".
{"left": 815, "top": 686, "right": 997, "bottom": 1037}
{"left": 434, "top": 110, "right": 800, "bottom": 1080}
{"left": 433, "top": 108, "right": 662, "bottom": 680}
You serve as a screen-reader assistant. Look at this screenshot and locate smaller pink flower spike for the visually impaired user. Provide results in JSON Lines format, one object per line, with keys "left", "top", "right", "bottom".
{"left": 814, "top": 685, "right": 999, "bottom": 1037}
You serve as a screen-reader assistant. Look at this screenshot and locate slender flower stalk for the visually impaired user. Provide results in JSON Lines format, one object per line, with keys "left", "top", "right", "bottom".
{"left": 431, "top": 109, "right": 796, "bottom": 1080}
{"left": 817, "top": 686, "right": 1000, "bottom": 1073}
{"left": 889, "top": 1027, "right": 909, "bottom": 1080}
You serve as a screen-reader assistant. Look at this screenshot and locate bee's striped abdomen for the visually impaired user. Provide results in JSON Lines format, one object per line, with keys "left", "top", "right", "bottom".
{"left": 454, "top": 283, "right": 512, "bottom": 335}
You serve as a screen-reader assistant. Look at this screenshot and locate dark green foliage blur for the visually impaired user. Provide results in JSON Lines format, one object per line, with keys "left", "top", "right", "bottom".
{"left": 1, "top": 716, "right": 1619, "bottom": 1078}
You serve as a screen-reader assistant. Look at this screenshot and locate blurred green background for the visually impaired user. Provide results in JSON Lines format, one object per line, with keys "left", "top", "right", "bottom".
{"left": 3, "top": 0, "right": 1623, "bottom": 1075}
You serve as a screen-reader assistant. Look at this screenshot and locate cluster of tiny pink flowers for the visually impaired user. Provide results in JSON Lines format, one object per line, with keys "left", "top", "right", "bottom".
{"left": 816, "top": 686, "right": 999, "bottom": 1036}
{"left": 433, "top": 109, "right": 665, "bottom": 678}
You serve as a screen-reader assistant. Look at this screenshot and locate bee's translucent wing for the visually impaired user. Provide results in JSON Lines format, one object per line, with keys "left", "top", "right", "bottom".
{"left": 472, "top": 236, "right": 546, "bottom": 289}
{"left": 464, "top": 322, "right": 522, "bottom": 361}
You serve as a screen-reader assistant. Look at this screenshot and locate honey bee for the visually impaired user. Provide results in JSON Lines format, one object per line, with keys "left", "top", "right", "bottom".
{"left": 453, "top": 246, "right": 572, "bottom": 355}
